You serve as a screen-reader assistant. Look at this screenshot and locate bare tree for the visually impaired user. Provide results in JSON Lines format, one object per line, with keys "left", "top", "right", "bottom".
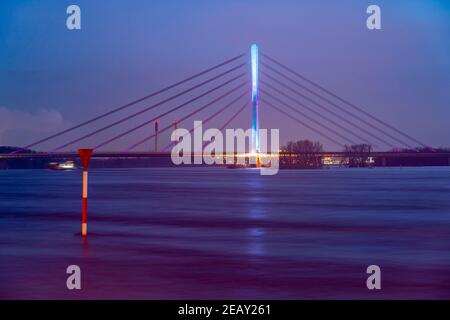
{"left": 281, "top": 140, "right": 323, "bottom": 168}
{"left": 344, "top": 144, "right": 372, "bottom": 167}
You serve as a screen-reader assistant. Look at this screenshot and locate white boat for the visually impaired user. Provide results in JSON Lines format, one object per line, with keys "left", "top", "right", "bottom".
{"left": 48, "top": 161, "right": 75, "bottom": 170}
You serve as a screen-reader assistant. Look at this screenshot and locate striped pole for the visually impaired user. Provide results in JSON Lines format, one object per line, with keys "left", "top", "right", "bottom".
{"left": 78, "top": 149, "right": 93, "bottom": 237}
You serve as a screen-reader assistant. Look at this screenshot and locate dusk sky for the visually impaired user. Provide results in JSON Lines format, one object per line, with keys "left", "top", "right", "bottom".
{"left": 0, "top": 0, "right": 449, "bottom": 151}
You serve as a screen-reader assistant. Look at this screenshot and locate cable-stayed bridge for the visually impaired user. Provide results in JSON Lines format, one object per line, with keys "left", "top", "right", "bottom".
{"left": 2, "top": 44, "right": 448, "bottom": 166}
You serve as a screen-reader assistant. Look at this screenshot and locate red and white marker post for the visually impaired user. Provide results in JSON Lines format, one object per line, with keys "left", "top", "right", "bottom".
{"left": 78, "top": 149, "right": 93, "bottom": 237}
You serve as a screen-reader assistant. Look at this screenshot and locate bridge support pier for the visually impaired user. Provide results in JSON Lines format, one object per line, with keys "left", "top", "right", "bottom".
{"left": 173, "top": 120, "right": 178, "bottom": 141}
{"left": 154, "top": 120, "right": 159, "bottom": 152}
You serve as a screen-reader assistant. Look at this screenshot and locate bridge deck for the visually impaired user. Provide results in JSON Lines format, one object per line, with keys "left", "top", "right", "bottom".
{"left": 1, "top": 151, "right": 450, "bottom": 160}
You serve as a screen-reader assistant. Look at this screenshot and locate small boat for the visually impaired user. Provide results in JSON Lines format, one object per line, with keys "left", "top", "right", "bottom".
{"left": 48, "top": 161, "right": 75, "bottom": 170}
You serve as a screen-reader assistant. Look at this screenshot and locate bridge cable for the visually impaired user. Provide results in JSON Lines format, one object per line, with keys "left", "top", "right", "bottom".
{"left": 52, "top": 66, "right": 246, "bottom": 151}
{"left": 202, "top": 100, "right": 250, "bottom": 153}
{"left": 162, "top": 94, "right": 249, "bottom": 152}
{"left": 218, "top": 101, "right": 249, "bottom": 132}
{"left": 125, "top": 88, "right": 248, "bottom": 151}
{"left": 261, "top": 63, "right": 408, "bottom": 149}
{"left": 261, "top": 89, "right": 358, "bottom": 146}
{"left": 93, "top": 77, "right": 246, "bottom": 150}
{"left": 260, "top": 52, "right": 426, "bottom": 148}
{"left": 260, "top": 76, "right": 378, "bottom": 147}
{"left": 15, "top": 53, "right": 246, "bottom": 153}
{"left": 261, "top": 97, "right": 346, "bottom": 148}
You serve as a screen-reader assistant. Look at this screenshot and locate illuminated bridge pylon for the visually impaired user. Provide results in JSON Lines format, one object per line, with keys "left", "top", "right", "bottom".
{"left": 11, "top": 44, "right": 429, "bottom": 154}
{"left": 251, "top": 44, "right": 260, "bottom": 154}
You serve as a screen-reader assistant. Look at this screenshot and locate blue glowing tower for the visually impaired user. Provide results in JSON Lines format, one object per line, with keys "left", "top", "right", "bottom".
{"left": 251, "top": 44, "right": 260, "bottom": 154}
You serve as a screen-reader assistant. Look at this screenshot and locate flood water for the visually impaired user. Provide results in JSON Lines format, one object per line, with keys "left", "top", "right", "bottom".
{"left": 1, "top": 167, "right": 449, "bottom": 299}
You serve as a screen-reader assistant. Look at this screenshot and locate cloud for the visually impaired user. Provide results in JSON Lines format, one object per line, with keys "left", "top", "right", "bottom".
{"left": 0, "top": 107, "right": 67, "bottom": 146}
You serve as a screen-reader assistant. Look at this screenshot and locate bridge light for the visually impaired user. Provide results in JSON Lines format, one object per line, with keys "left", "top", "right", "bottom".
{"left": 251, "top": 44, "right": 260, "bottom": 154}
{"left": 251, "top": 44, "right": 259, "bottom": 101}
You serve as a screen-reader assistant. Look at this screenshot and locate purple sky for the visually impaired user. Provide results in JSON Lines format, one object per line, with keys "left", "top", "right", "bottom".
{"left": 0, "top": 0, "right": 449, "bottom": 151}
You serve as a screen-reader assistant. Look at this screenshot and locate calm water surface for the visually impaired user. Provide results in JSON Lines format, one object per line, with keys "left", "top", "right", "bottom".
{"left": 1, "top": 167, "right": 449, "bottom": 299}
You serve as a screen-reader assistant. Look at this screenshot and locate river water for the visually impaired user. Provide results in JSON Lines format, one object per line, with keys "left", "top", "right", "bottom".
{"left": 1, "top": 167, "right": 449, "bottom": 299}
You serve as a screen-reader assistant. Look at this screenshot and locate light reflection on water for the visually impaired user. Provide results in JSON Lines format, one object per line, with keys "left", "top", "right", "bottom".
{"left": 246, "top": 174, "right": 267, "bottom": 257}
{"left": 0, "top": 166, "right": 450, "bottom": 299}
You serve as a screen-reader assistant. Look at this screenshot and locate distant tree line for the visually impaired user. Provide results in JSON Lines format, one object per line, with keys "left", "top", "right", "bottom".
{"left": 391, "top": 147, "right": 450, "bottom": 153}
{"left": 344, "top": 144, "right": 373, "bottom": 167}
{"left": 279, "top": 140, "right": 378, "bottom": 168}
{"left": 280, "top": 140, "right": 323, "bottom": 168}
